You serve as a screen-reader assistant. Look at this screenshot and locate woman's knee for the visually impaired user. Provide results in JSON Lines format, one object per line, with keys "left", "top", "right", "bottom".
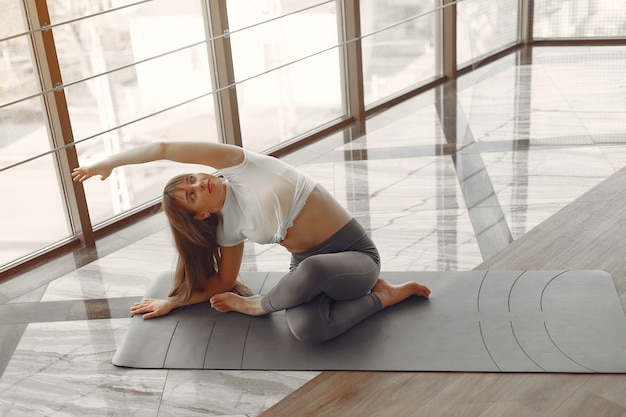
{"left": 289, "top": 324, "right": 329, "bottom": 344}
{"left": 292, "top": 256, "right": 329, "bottom": 286}
{"left": 286, "top": 303, "right": 331, "bottom": 344}
{"left": 289, "top": 324, "right": 328, "bottom": 344}
{"left": 299, "top": 255, "right": 330, "bottom": 272}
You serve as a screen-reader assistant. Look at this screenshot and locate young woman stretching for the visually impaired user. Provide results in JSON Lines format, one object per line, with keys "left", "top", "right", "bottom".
{"left": 72, "top": 142, "right": 430, "bottom": 343}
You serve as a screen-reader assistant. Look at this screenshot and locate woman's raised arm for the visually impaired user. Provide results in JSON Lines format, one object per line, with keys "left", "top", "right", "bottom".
{"left": 71, "top": 141, "right": 244, "bottom": 182}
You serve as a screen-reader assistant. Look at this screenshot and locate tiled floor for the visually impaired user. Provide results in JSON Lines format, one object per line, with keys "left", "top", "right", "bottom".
{"left": 1, "top": 45, "right": 625, "bottom": 416}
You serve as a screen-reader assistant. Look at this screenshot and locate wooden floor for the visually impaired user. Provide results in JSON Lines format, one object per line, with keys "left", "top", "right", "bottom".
{"left": 261, "top": 166, "right": 626, "bottom": 416}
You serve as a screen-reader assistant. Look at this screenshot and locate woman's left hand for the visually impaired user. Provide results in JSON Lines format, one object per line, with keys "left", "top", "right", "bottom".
{"left": 71, "top": 161, "right": 113, "bottom": 182}
{"left": 130, "top": 298, "right": 176, "bottom": 319}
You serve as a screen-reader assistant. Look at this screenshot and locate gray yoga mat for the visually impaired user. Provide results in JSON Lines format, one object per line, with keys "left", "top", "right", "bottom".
{"left": 112, "top": 270, "right": 626, "bottom": 372}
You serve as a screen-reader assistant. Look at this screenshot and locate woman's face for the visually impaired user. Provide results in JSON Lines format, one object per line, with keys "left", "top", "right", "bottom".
{"left": 172, "top": 173, "right": 226, "bottom": 220}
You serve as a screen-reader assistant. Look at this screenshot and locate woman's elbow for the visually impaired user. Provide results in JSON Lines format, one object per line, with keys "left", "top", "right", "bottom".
{"left": 153, "top": 141, "right": 168, "bottom": 160}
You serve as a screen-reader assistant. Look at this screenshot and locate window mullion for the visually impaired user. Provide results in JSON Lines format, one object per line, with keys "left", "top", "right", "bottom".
{"left": 520, "top": 0, "right": 534, "bottom": 46}
{"left": 337, "top": 0, "right": 365, "bottom": 122}
{"left": 203, "top": 0, "right": 242, "bottom": 147}
{"left": 442, "top": 0, "right": 457, "bottom": 79}
{"left": 22, "top": 0, "right": 94, "bottom": 245}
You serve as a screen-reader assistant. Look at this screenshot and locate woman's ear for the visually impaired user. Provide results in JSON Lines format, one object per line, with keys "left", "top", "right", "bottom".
{"left": 194, "top": 211, "right": 210, "bottom": 221}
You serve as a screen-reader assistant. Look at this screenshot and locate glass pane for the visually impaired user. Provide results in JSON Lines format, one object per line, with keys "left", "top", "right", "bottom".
{"left": 0, "top": 0, "right": 28, "bottom": 39}
{"left": 236, "top": 50, "right": 342, "bottom": 152}
{"left": 0, "top": 96, "right": 51, "bottom": 169}
{"left": 457, "top": 0, "right": 520, "bottom": 68}
{"left": 0, "top": 0, "right": 31, "bottom": 112}
{"left": 63, "top": 43, "right": 214, "bottom": 143}
{"left": 48, "top": 0, "right": 219, "bottom": 226}
{"left": 48, "top": 1, "right": 206, "bottom": 84}
{"left": 227, "top": 0, "right": 326, "bottom": 31}
{"left": 0, "top": 35, "right": 40, "bottom": 108}
{"left": 1, "top": 2, "right": 73, "bottom": 269}
{"left": 0, "top": 155, "right": 71, "bottom": 268}
{"left": 361, "top": 1, "right": 441, "bottom": 107}
{"left": 534, "top": 0, "right": 626, "bottom": 39}
{"left": 49, "top": 0, "right": 215, "bottom": 143}
{"left": 228, "top": 1, "right": 343, "bottom": 152}
{"left": 47, "top": 0, "right": 144, "bottom": 23}
{"left": 1, "top": 32, "right": 42, "bottom": 168}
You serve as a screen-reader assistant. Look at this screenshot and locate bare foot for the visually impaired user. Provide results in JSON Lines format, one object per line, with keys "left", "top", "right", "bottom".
{"left": 210, "top": 293, "right": 267, "bottom": 316}
{"left": 372, "top": 278, "right": 431, "bottom": 309}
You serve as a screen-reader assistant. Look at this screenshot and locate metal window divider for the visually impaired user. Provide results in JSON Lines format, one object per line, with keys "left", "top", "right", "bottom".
{"left": 22, "top": 0, "right": 95, "bottom": 246}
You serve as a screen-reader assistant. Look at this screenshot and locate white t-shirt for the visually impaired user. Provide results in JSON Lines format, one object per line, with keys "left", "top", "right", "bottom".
{"left": 216, "top": 149, "right": 317, "bottom": 247}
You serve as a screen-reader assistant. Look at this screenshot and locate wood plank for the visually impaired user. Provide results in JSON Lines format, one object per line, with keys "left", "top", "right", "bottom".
{"left": 406, "top": 373, "right": 526, "bottom": 417}
{"left": 345, "top": 372, "right": 458, "bottom": 417}
{"left": 262, "top": 166, "right": 626, "bottom": 417}
{"left": 261, "top": 372, "right": 393, "bottom": 417}
{"left": 548, "top": 389, "right": 626, "bottom": 417}
{"left": 498, "top": 374, "right": 589, "bottom": 416}
{"left": 580, "top": 374, "right": 626, "bottom": 409}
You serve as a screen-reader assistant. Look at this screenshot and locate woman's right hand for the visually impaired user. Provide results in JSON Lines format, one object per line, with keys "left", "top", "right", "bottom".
{"left": 71, "top": 161, "right": 113, "bottom": 182}
{"left": 130, "top": 298, "right": 176, "bottom": 319}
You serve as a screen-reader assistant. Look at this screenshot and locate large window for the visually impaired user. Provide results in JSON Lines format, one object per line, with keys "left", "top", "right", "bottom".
{"left": 1, "top": 0, "right": 221, "bottom": 269}
{"left": 456, "top": 0, "right": 520, "bottom": 68}
{"left": 58, "top": 1, "right": 220, "bottom": 224}
{"left": 534, "top": 0, "right": 626, "bottom": 39}
{"left": 361, "top": 1, "right": 441, "bottom": 107}
{"left": 1, "top": 1, "right": 73, "bottom": 267}
{"left": 2, "top": 0, "right": 624, "bottom": 275}
{"left": 228, "top": 1, "right": 343, "bottom": 152}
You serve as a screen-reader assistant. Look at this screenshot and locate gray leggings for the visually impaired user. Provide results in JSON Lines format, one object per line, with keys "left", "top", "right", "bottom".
{"left": 260, "top": 219, "right": 382, "bottom": 343}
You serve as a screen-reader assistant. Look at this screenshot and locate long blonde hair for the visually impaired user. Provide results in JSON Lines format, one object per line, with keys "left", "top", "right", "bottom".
{"left": 161, "top": 174, "right": 223, "bottom": 304}
{"left": 162, "top": 174, "right": 252, "bottom": 304}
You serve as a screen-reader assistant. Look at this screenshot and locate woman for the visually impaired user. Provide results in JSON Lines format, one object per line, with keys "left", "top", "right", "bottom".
{"left": 72, "top": 141, "right": 430, "bottom": 342}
